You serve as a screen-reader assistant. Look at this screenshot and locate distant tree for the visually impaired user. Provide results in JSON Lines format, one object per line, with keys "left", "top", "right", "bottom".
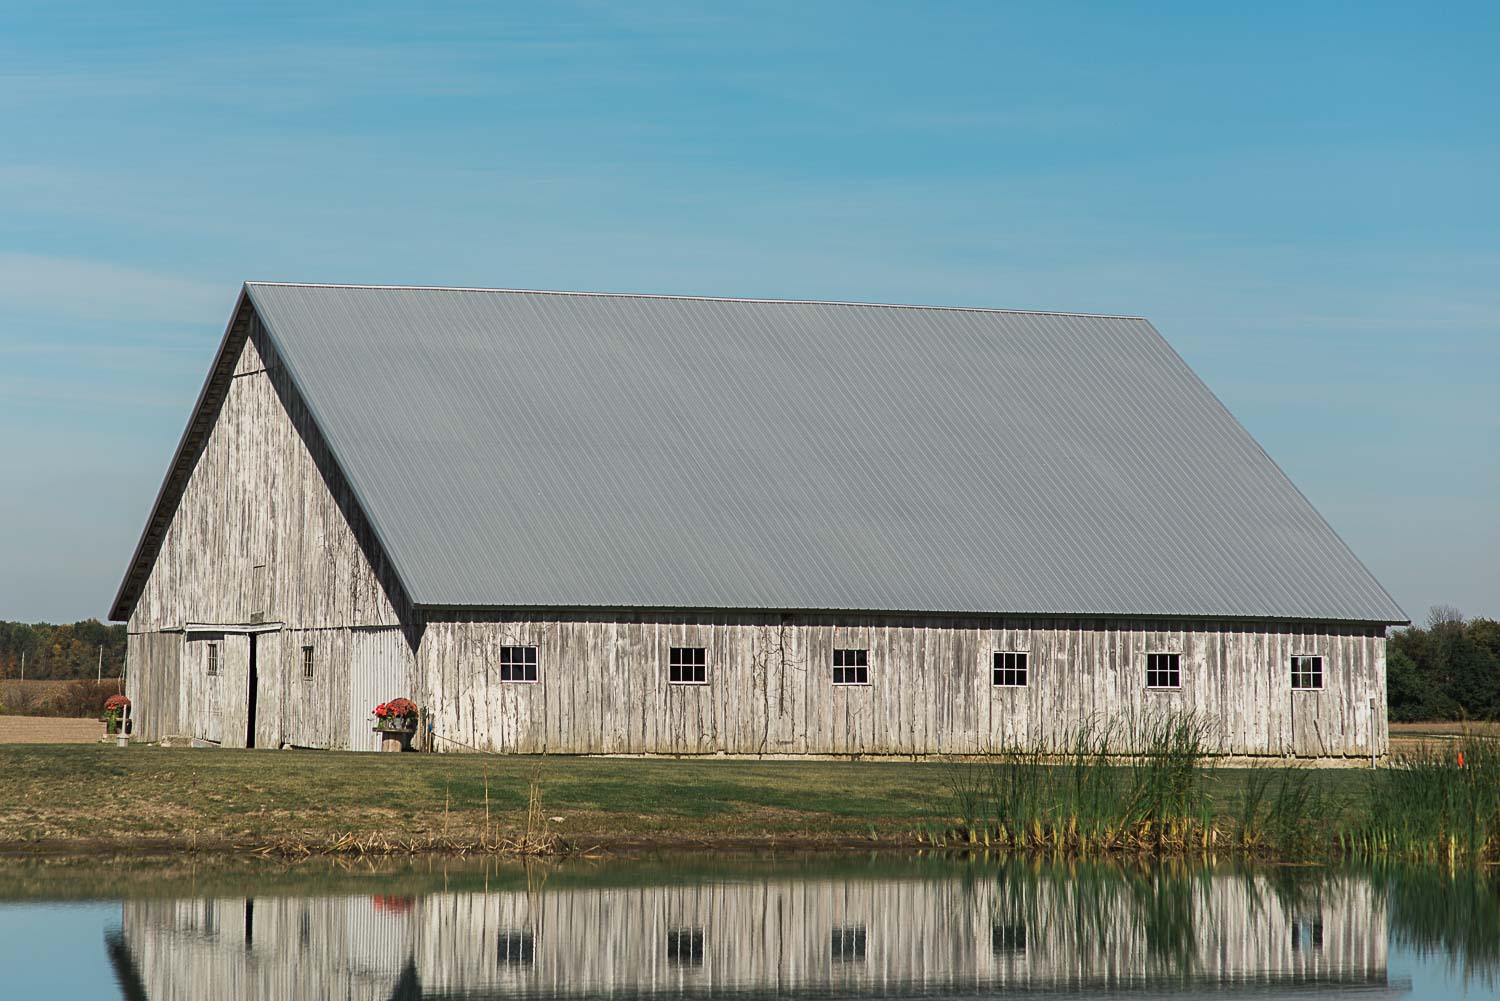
{"left": 1387, "top": 608, "right": 1500, "bottom": 721}
{"left": 0, "top": 620, "right": 125, "bottom": 680}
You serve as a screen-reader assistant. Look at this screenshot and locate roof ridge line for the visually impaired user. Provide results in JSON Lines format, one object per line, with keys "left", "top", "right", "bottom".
{"left": 243, "top": 281, "right": 1148, "bottom": 321}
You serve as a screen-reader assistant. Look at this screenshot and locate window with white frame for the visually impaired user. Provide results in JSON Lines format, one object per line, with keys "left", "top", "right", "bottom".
{"left": 497, "top": 929, "right": 535, "bottom": 965}
{"left": 1145, "top": 652, "right": 1180, "bottom": 689}
{"left": 207, "top": 643, "right": 220, "bottom": 677}
{"left": 993, "top": 651, "right": 1028, "bottom": 687}
{"left": 667, "top": 928, "right": 704, "bottom": 966}
{"left": 831, "top": 925, "right": 866, "bottom": 962}
{"left": 992, "top": 922, "right": 1027, "bottom": 956}
{"left": 833, "top": 648, "right": 869, "bottom": 685}
{"left": 500, "top": 646, "right": 538, "bottom": 683}
{"left": 1290, "top": 655, "right": 1323, "bottom": 690}
{"left": 301, "top": 645, "right": 314, "bottom": 680}
{"left": 669, "top": 647, "right": 708, "bottom": 685}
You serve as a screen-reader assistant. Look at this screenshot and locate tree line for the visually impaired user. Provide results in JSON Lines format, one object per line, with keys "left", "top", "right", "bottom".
{"left": 1387, "top": 607, "right": 1500, "bottom": 722}
{"left": 0, "top": 620, "right": 126, "bottom": 680}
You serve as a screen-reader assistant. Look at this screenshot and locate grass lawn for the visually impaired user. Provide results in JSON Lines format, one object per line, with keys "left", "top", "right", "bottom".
{"left": 2, "top": 744, "right": 1378, "bottom": 855}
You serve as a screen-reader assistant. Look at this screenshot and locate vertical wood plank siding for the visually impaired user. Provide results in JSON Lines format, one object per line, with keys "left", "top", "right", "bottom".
{"left": 124, "top": 631, "right": 183, "bottom": 742}
{"left": 125, "top": 321, "right": 416, "bottom": 749}
{"left": 127, "top": 322, "right": 409, "bottom": 633}
{"left": 420, "top": 613, "right": 1386, "bottom": 758}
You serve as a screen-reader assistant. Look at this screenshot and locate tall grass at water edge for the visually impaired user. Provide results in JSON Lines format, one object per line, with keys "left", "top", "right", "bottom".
{"left": 939, "top": 712, "right": 1500, "bottom": 862}
{"left": 941, "top": 711, "right": 1229, "bottom": 855}
{"left": 1349, "top": 729, "right": 1500, "bottom": 863}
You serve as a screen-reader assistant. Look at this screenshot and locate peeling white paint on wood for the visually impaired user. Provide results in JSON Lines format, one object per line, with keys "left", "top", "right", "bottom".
{"left": 420, "top": 613, "right": 1386, "bottom": 758}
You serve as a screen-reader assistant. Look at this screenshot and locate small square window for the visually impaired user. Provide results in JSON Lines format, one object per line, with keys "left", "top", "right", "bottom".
{"left": 207, "top": 643, "right": 220, "bottom": 677}
{"left": 667, "top": 927, "right": 704, "bottom": 967}
{"left": 498, "top": 930, "right": 534, "bottom": 965}
{"left": 500, "top": 646, "right": 538, "bottom": 683}
{"left": 993, "top": 651, "right": 1028, "bottom": 687}
{"left": 1291, "top": 655, "right": 1323, "bottom": 691}
{"left": 669, "top": 647, "right": 708, "bottom": 685}
{"left": 992, "top": 922, "right": 1027, "bottom": 955}
{"left": 1146, "top": 652, "right": 1180, "bottom": 689}
{"left": 831, "top": 925, "right": 866, "bottom": 962}
{"left": 833, "top": 648, "right": 869, "bottom": 685}
{"left": 1291, "top": 915, "right": 1323, "bottom": 952}
{"left": 301, "top": 645, "right": 314, "bottom": 680}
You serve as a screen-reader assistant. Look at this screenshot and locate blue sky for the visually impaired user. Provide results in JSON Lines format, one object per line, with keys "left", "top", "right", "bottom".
{"left": 1, "top": 1, "right": 1495, "bottom": 623}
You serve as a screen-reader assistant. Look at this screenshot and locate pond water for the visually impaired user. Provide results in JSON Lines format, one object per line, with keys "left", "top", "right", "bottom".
{"left": 0, "top": 855, "right": 1496, "bottom": 1000}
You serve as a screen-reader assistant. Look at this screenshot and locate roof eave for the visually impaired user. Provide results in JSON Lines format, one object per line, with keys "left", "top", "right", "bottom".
{"left": 411, "top": 601, "right": 1408, "bottom": 628}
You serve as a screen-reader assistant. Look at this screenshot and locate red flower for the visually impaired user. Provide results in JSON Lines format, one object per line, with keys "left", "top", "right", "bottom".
{"left": 372, "top": 895, "right": 414, "bottom": 914}
{"left": 371, "top": 697, "right": 417, "bottom": 719}
{"left": 104, "top": 695, "right": 130, "bottom": 712}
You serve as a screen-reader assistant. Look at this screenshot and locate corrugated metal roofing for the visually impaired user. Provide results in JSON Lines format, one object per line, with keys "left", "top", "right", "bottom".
{"left": 237, "top": 282, "right": 1403, "bottom": 622}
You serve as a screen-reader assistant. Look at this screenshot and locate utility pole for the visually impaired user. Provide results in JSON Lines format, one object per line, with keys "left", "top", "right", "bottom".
{"left": 97, "top": 646, "right": 103, "bottom": 684}
{"left": 18, "top": 652, "right": 23, "bottom": 681}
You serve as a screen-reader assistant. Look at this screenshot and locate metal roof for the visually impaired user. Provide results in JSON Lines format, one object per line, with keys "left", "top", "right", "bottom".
{"left": 138, "top": 282, "right": 1407, "bottom": 622}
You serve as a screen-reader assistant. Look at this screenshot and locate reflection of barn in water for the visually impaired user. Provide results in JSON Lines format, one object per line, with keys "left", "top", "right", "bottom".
{"left": 112, "top": 868, "right": 1399, "bottom": 1000}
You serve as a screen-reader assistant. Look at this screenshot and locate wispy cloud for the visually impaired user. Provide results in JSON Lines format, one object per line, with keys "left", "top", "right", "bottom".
{"left": 0, "top": 252, "right": 226, "bottom": 324}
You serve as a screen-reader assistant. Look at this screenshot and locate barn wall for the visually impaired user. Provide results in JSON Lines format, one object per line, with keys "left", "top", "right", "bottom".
{"left": 124, "top": 631, "right": 182, "bottom": 742}
{"left": 419, "top": 613, "right": 1386, "bottom": 758}
{"left": 127, "top": 323, "right": 408, "bottom": 633}
{"left": 124, "top": 317, "right": 416, "bottom": 747}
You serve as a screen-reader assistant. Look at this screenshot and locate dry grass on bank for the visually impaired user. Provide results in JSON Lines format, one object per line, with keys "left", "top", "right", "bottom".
{"left": 0, "top": 744, "right": 1378, "bottom": 858}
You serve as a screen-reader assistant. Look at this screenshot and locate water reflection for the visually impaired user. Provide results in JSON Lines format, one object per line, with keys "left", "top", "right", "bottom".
{"left": 105, "top": 860, "right": 1421, "bottom": 1000}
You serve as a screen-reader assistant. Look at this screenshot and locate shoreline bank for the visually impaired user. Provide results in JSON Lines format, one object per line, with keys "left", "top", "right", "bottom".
{"left": 6, "top": 742, "right": 1496, "bottom": 864}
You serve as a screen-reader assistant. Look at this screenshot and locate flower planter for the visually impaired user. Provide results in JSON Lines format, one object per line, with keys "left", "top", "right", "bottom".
{"left": 373, "top": 722, "right": 416, "bottom": 752}
{"left": 371, "top": 698, "right": 420, "bottom": 752}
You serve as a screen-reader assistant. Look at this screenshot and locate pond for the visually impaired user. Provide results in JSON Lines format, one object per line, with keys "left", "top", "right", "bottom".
{"left": 1, "top": 855, "right": 1496, "bottom": 999}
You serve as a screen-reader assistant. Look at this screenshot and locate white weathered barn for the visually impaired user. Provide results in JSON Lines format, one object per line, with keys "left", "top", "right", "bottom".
{"left": 113, "top": 283, "right": 1406, "bottom": 756}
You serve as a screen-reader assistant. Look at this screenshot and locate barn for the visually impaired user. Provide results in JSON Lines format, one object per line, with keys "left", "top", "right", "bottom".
{"left": 112, "top": 283, "right": 1406, "bottom": 757}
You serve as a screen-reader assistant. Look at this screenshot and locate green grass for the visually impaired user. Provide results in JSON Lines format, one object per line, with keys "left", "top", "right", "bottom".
{"left": 0, "top": 742, "right": 1379, "bottom": 856}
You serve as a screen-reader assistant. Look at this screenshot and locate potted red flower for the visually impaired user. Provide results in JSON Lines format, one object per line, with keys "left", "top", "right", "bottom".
{"left": 371, "top": 697, "right": 419, "bottom": 751}
{"left": 103, "top": 694, "right": 131, "bottom": 736}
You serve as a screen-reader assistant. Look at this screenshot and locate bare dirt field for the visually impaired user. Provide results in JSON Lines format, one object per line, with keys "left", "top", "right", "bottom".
{"left": 1388, "top": 720, "right": 1500, "bottom": 756}
{"left": 0, "top": 716, "right": 104, "bottom": 745}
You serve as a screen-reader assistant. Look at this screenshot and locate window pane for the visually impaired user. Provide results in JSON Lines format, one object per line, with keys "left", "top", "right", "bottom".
{"left": 993, "top": 651, "right": 1028, "bottom": 687}
{"left": 498, "top": 930, "right": 534, "bottom": 965}
{"left": 993, "top": 923, "right": 1027, "bottom": 955}
{"left": 667, "top": 928, "right": 704, "bottom": 967}
{"left": 832, "top": 925, "right": 867, "bottom": 962}
{"left": 501, "top": 647, "right": 537, "bottom": 682}
{"left": 669, "top": 649, "right": 708, "bottom": 684}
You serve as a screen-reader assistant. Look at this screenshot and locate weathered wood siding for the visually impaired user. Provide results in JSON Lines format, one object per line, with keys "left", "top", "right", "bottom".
{"left": 421, "top": 613, "right": 1386, "bottom": 758}
{"left": 127, "top": 322, "right": 408, "bottom": 633}
{"left": 120, "top": 870, "right": 1388, "bottom": 1000}
{"left": 124, "top": 318, "right": 416, "bottom": 747}
{"left": 124, "top": 631, "right": 182, "bottom": 742}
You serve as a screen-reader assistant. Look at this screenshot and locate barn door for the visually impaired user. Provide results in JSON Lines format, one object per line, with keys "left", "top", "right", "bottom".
{"left": 252, "top": 630, "right": 283, "bottom": 749}
{"left": 182, "top": 634, "right": 226, "bottom": 743}
{"left": 217, "top": 635, "right": 252, "bottom": 748}
{"left": 347, "top": 628, "right": 413, "bottom": 752}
